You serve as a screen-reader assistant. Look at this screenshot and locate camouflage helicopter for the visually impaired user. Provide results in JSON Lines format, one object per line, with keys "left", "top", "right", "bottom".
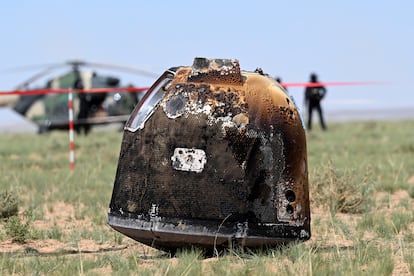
{"left": 2, "top": 60, "right": 156, "bottom": 133}
{"left": 107, "top": 57, "right": 310, "bottom": 254}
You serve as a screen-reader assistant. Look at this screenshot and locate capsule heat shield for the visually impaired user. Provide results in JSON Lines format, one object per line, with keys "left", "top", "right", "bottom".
{"left": 108, "top": 58, "right": 310, "bottom": 251}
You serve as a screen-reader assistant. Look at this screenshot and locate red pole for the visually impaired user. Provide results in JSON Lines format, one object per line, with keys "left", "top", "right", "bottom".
{"left": 68, "top": 89, "right": 75, "bottom": 171}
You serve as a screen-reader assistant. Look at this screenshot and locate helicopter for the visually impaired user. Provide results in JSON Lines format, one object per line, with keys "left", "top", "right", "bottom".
{"left": 0, "top": 60, "right": 156, "bottom": 134}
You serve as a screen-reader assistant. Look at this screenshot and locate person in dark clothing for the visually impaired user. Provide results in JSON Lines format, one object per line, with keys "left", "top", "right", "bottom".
{"left": 304, "top": 73, "right": 327, "bottom": 130}
{"left": 73, "top": 70, "right": 87, "bottom": 134}
{"left": 74, "top": 70, "right": 106, "bottom": 135}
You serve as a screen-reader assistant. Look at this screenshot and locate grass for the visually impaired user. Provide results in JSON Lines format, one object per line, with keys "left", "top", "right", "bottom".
{"left": 0, "top": 190, "right": 18, "bottom": 219}
{"left": 3, "top": 215, "right": 32, "bottom": 243}
{"left": 0, "top": 120, "right": 413, "bottom": 275}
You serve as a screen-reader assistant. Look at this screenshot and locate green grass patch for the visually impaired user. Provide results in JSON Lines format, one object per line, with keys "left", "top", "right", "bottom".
{"left": 0, "top": 120, "right": 413, "bottom": 274}
{"left": 0, "top": 190, "right": 19, "bottom": 219}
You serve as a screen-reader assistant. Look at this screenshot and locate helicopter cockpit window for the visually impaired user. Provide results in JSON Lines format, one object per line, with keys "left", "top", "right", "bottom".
{"left": 125, "top": 69, "right": 175, "bottom": 132}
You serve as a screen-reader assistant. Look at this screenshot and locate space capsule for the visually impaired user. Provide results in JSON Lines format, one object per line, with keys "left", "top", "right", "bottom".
{"left": 107, "top": 58, "right": 310, "bottom": 252}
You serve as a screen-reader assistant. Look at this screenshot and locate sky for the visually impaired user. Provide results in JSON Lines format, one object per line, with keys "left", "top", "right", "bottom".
{"left": 1, "top": 1, "right": 413, "bottom": 113}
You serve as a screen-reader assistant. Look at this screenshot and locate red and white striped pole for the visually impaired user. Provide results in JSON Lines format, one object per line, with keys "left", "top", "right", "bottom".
{"left": 68, "top": 89, "right": 75, "bottom": 171}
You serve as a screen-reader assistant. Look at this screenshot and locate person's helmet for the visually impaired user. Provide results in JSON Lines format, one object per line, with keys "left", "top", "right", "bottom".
{"left": 107, "top": 58, "right": 310, "bottom": 252}
{"left": 310, "top": 73, "right": 318, "bottom": 82}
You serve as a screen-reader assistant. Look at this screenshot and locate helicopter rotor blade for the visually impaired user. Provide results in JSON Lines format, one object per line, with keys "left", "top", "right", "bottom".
{"left": 13, "top": 64, "right": 67, "bottom": 90}
{"left": 3, "top": 60, "right": 158, "bottom": 90}
{"left": 1, "top": 63, "right": 62, "bottom": 74}
{"left": 83, "top": 62, "right": 159, "bottom": 78}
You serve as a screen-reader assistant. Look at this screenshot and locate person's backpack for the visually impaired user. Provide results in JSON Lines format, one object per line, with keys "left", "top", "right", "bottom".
{"left": 310, "top": 87, "right": 323, "bottom": 100}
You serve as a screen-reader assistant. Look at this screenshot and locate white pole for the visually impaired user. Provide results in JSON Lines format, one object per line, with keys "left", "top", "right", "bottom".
{"left": 68, "top": 89, "right": 75, "bottom": 171}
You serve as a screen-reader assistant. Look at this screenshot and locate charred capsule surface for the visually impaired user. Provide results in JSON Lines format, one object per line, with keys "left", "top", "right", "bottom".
{"left": 108, "top": 58, "right": 310, "bottom": 252}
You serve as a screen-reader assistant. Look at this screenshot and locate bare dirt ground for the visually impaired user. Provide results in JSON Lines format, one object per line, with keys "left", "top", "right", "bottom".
{"left": 0, "top": 201, "right": 157, "bottom": 256}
